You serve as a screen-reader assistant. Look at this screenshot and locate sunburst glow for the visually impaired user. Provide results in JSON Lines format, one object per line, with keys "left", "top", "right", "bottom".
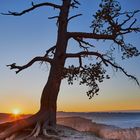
{"left": 12, "top": 108, "right": 20, "bottom": 115}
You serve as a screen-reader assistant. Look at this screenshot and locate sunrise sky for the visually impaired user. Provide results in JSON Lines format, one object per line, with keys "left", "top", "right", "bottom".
{"left": 0, "top": 0, "right": 140, "bottom": 114}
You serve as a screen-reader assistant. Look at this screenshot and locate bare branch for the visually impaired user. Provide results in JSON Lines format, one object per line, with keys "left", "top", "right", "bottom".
{"left": 73, "top": 37, "right": 89, "bottom": 51}
{"left": 7, "top": 56, "right": 52, "bottom": 74}
{"left": 70, "top": 0, "right": 80, "bottom": 9}
{"left": 39, "top": 46, "right": 56, "bottom": 65}
{"left": 66, "top": 51, "right": 108, "bottom": 66}
{"left": 79, "top": 56, "right": 82, "bottom": 67}
{"left": 1, "top": 2, "right": 61, "bottom": 16}
{"left": 119, "top": 10, "right": 140, "bottom": 27}
{"left": 48, "top": 16, "right": 59, "bottom": 20}
{"left": 45, "top": 46, "right": 56, "bottom": 57}
{"left": 68, "top": 14, "right": 82, "bottom": 21}
{"left": 118, "top": 14, "right": 140, "bottom": 35}
{"left": 120, "top": 26, "right": 140, "bottom": 35}
{"left": 68, "top": 32, "right": 116, "bottom": 40}
{"left": 73, "top": 0, "right": 80, "bottom": 5}
{"left": 70, "top": 3, "right": 78, "bottom": 9}
{"left": 104, "top": 59, "right": 140, "bottom": 86}
{"left": 73, "top": 37, "right": 95, "bottom": 50}
{"left": 129, "top": 19, "right": 137, "bottom": 28}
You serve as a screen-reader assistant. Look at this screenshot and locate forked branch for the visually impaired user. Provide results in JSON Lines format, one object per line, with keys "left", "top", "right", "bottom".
{"left": 66, "top": 51, "right": 108, "bottom": 66}
{"left": 104, "top": 59, "right": 140, "bottom": 86}
{"left": 45, "top": 46, "right": 56, "bottom": 57}
{"left": 7, "top": 56, "right": 52, "bottom": 74}
{"left": 120, "top": 10, "right": 140, "bottom": 27}
{"left": 1, "top": 2, "right": 61, "bottom": 16}
{"left": 66, "top": 51, "right": 139, "bottom": 85}
{"left": 70, "top": 0, "right": 81, "bottom": 8}
{"left": 74, "top": 37, "right": 95, "bottom": 51}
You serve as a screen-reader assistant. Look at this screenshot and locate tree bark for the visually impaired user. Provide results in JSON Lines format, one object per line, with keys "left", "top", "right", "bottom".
{"left": 39, "top": 0, "right": 71, "bottom": 126}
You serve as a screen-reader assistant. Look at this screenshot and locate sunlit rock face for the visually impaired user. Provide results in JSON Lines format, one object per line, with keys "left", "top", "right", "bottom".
{"left": 58, "top": 116, "right": 140, "bottom": 140}
{"left": 98, "top": 127, "right": 140, "bottom": 140}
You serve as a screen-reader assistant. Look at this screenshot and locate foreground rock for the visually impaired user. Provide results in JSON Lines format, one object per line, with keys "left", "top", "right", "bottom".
{"left": 1, "top": 116, "right": 140, "bottom": 139}
{"left": 57, "top": 116, "right": 140, "bottom": 140}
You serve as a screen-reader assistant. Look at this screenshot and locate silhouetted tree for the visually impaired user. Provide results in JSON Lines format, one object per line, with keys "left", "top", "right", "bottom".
{"left": 0, "top": 0, "right": 140, "bottom": 139}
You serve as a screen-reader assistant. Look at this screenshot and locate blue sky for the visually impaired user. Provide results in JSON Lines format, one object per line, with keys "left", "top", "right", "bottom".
{"left": 0, "top": 0, "right": 140, "bottom": 113}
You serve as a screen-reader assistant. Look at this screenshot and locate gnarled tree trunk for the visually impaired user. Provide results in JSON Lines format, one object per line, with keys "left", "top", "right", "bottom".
{"left": 39, "top": 0, "right": 70, "bottom": 127}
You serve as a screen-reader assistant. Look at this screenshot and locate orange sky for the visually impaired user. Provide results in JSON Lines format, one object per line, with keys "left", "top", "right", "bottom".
{"left": 1, "top": 77, "right": 140, "bottom": 114}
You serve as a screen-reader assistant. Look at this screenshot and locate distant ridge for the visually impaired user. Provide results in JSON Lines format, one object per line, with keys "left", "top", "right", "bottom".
{"left": 0, "top": 113, "right": 30, "bottom": 123}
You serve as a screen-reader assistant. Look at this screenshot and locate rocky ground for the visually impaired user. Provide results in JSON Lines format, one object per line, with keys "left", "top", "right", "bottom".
{"left": 13, "top": 125, "right": 103, "bottom": 140}
{"left": 1, "top": 116, "right": 140, "bottom": 140}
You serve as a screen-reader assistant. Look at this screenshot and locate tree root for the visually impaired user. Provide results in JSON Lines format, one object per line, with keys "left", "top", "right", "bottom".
{"left": 0, "top": 121, "right": 60, "bottom": 140}
{"left": 0, "top": 112, "right": 60, "bottom": 140}
{"left": 43, "top": 129, "right": 60, "bottom": 140}
{"left": 22, "top": 122, "right": 41, "bottom": 139}
{"left": 22, "top": 122, "right": 60, "bottom": 140}
{"left": 5, "top": 133, "right": 17, "bottom": 140}
{"left": 43, "top": 127, "right": 60, "bottom": 140}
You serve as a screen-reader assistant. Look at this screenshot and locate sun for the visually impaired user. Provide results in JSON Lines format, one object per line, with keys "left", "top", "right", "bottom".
{"left": 12, "top": 108, "right": 21, "bottom": 116}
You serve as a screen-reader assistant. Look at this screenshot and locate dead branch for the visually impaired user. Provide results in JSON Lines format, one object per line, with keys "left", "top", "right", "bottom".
{"left": 45, "top": 46, "right": 56, "bottom": 56}
{"left": 73, "top": 37, "right": 89, "bottom": 51}
{"left": 73, "top": 37, "right": 95, "bottom": 51}
{"left": 48, "top": 16, "right": 59, "bottom": 19}
{"left": 66, "top": 51, "right": 108, "bottom": 66}
{"left": 68, "top": 32, "right": 116, "bottom": 40}
{"left": 79, "top": 56, "right": 82, "bottom": 67}
{"left": 104, "top": 59, "right": 140, "bottom": 86}
{"left": 73, "top": 0, "right": 80, "bottom": 5}
{"left": 120, "top": 26, "right": 140, "bottom": 35}
{"left": 1, "top": 2, "right": 61, "bottom": 16}
{"left": 68, "top": 14, "right": 82, "bottom": 21}
{"left": 119, "top": 10, "right": 140, "bottom": 27}
{"left": 39, "top": 46, "right": 56, "bottom": 66}
{"left": 70, "top": 0, "right": 80, "bottom": 8}
{"left": 7, "top": 56, "right": 52, "bottom": 74}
